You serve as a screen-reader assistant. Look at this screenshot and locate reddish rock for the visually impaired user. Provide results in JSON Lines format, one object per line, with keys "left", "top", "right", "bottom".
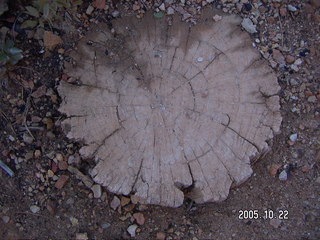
{"left": 51, "top": 161, "right": 58, "bottom": 173}
{"left": 279, "top": 8, "right": 287, "bottom": 17}
{"left": 58, "top": 161, "right": 68, "bottom": 170}
{"left": 54, "top": 175, "right": 69, "bottom": 189}
{"left": 272, "top": 49, "right": 285, "bottom": 65}
{"left": 133, "top": 212, "right": 145, "bottom": 225}
{"left": 93, "top": 0, "right": 106, "bottom": 9}
{"left": 285, "top": 55, "right": 295, "bottom": 64}
{"left": 156, "top": 232, "right": 166, "bottom": 240}
{"left": 269, "top": 164, "right": 282, "bottom": 176}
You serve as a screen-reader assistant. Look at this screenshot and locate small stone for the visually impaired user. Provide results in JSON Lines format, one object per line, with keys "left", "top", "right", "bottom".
{"left": 269, "top": 163, "right": 281, "bottom": 176}
{"left": 315, "top": 177, "right": 320, "bottom": 184}
{"left": 156, "top": 232, "right": 166, "bottom": 240}
{"left": 121, "top": 196, "right": 131, "bottom": 206}
{"left": 2, "top": 216, "right": 10, "bottom": 223}
{"left": 43, "top": 31, "right": 63, "bottom": 51}
{"left": 75, "top": 233, "right": 88, "bottom": 240}
{"left": 167, "top": 7, "right": 174, "bottom": 15}
{"left": 34, "top": 150, "right": 41, "bottom": 158}
{"left": 55, "top": 153, "right": 64, "bottom": 161}
{"left": 289, "top": 133, "right": 298, "bottom": 142}
{"left": 294, "top": 58, "right": 302, "bottom": 65}
{"left": 86, "top": 5, "right": 94, "bottom": 15}
{"left": 272, "top": 49, "right": 285, "bottom": 65}
{"left": 127, "top": 224, "right": 138, "bottom": 237}
{"left": 8, "top": 135, "right": 15, "bottom": 142}
{"left": 159, "top": 3, "right": 165, "bottom": 11}
{"left": 196, "top": 57, "right": 204, "bottom": 62}
{"left": 101, "top": 223, "right": 111, "bottom": 229}
{"left": 23, "top": 133, "right": 33, "bottom": 144}
{"left": 270, "top": 218, "right": 282, "bottom": 228}
{"left": 110, "top": 196, "right": 120, "bottom": 210}
{"left": 132, "top": 4, "right": 140, "bottom": 11}
{"left": 54, "top": 175, "right": 69, "bottom": 189}
{"left": 31, "top": 85, "right": 47, "bottom": 98}
{"left": 241, "top": 18, "right": 257, "bottom": 33}
{"left": 290, "top": 64, "right": 299, "bottom": 72}
{"left": 91, "top": 184, "right": 102, "bottom": 198}
{"left": 133, "top": 212, "right": 145, "bottom": 225}
{"left": 30, "top": 205, "right": 40, "bottom": 214}
{"left": 111, "top": 10, "right": 120, "bottom": 17}
{"left": 47, "top": 169, "right": 54, "bottom": 178}
{"left": 58, "top": 161, "right": 68, "bottom": 170}
{"left": 288, "top": 4, "right": 297, "bottom": 12}
{"left": 70, "top": 216, "right": 79, "bottom": 226}
{"left": 307, "top": 96, "right": 317, "bottom": 103}
{"left": 92, "top": 0, "right": 106, "bottom": 10}
{"left": 279, "top": 170, "right": 288, "bottom": 181}
{"left": 279, "top": 7, "right": 287, "bottom": 17}
{"left": 213, "top": 14, "right": 222, "bottom": 22}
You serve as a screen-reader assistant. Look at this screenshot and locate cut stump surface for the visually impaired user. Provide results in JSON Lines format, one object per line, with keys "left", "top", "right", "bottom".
{"left": 58, "top": 10, "right": 282, "bottom": 207}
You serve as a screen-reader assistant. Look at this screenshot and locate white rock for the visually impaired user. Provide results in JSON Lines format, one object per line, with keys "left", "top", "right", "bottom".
{"left": 86, "top": 5, "right": 94, "bottom": 15}
{"left": 294, "top": 58, "right": 302, "bottom": 65}
{"left": 127, "top": 224, "right": 138, "bottom": 237}
{"left": 167, "top": 7, "right": 174, "bottom": 15}
{"left": 290, "top": 64, "right": 299, "bottom": 72}
{"left": 212, "top": 14, "right": 222, "bottom": 22}
{"left": 91, "top": 184, "right": 102, "bottom": 198}
{"left": 288, "top": 5, "right": 297, "bottom": 12}
{"left": 110, "top": 196, "right": 120, "bottom": 210}
{"left": 159, "top": 3, "right": 165, "bottom": 11}
{"left": 241, "top": 18, "right": 257, "bottom": 33}
{"left": 30, "top": 205, "right": 40, "bottom": 213}
{"left": 197, "top": 57, "right": 204, "bottom": 62}
{"left": 279, "top": 170, "right": 287, "bottom": 181}
{"left": 289, "top": 133, "right": 298, "bottom": 142}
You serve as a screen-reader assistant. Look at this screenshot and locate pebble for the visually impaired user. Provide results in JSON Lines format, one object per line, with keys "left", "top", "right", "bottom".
{"left": 86, "top": 5, "right": 94, "bottom": 15}
{"left": 294, "top": 58, "right": 302, "bottom": 65}
{"left": 315, "top": 177, "right": 320, "bottom": 184}
{"left": 23, "top": 133, "right": 33, "bottom": 144}
{"left": 133, "top": 212, "right": 146, "bottom": 225}
{"left": 34, "top": 150, "right": 41, "bottom": 158}
{"left": 289, "top": 133, "right": 298, "bottom": 142}
{"left": 91, "top": 184, "right": 102, "bottom": 198}
{"left": 8, "top": 135, "right": 15, "bottom": 142}
{"left": 110, "top": 196, "right": 121, "bottom": 210}
{"left": 70, "top": 216, "right": 79, "bottom": 226}
{"left": 241, "top": 18, "right": 257, "bottom": 33}
{"left": 54, "top": 175, "right": 69, "bottom": 189}
{"left": 213, "top": 14, "right": 222, "bottom": 22}
{"left": 196, "top": 57, "right": 204, "bottom": 62}
{"left": 30, "top": 205, "right": 40, "bottom": 213}
{"left": 285, "top": 55, "right": 295, "bottom": 64}
{"left": 279, "top": 170, "right": 288, "bottom": 181}
{"left": 121, "top": 196, "right": 131, "bottom": 206}
{"left": 159, "top": 3, "right": 165, "bottom": 11}
{"left": 43, "top": 31, "right": 63, "bottom": 51}
{"left": 308, "top": 96, "right": 317, "bottom": 103}
{"left": 287, "top": 5, "right": 297, "bottom": 12}
{"left": 75, "top": 232, "right": 88, "bottom": 240}
{"left": 111, "top": 11, "right": 120, "bottom": 17}
{"left": 2, "top": 216, "right": 10, "bottom": 223}
{"left": 101, "top": 223, "right": 111, "bottom": 229}
{"left": 127, "top": 224, "right": 138, "bottom": 237}
{"left": 167, "top": 7, "right": 174, "bottom": 15}
{"left": 156, "top": 232, "right": 166, "bottom": 240}
{"left": 269, "top": 163, "right": 281, "bottom": 176}
{"left": 55, "top": 153, "right": 64, "bottom": 161}
{"left": 270, "top": 218, "right": 282, "bottom": 228}
{"left": 58, "top": 161, "right": 68, "bottom": 170}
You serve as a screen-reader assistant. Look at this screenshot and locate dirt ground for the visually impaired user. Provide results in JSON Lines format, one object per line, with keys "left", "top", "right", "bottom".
{"left": 0, "top": 0, "right": 319, "bottom": 239}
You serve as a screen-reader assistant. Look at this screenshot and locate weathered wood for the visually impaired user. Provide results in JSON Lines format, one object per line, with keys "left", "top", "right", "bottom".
{"left": 58, "top": 10, "right": 282, "bottom": 207}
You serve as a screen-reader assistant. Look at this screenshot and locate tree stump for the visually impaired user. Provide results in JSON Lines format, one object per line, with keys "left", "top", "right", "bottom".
{"left": 58, "top": 10, "right": 282, "bottom": 207}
